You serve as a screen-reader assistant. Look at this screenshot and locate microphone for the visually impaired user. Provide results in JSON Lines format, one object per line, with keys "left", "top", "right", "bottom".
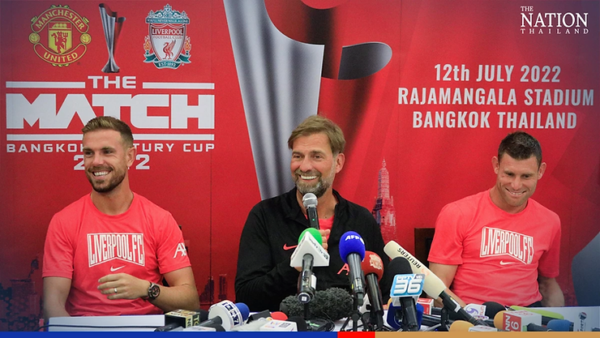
{"left": 246, "top": 310, "right": 271, "bottom": 323}
{"left": 387, "top": 257, "right": 422, "bottom": 331}
{"left": 361, "top": 251, "right": 385, "bottom": 330}
{"left": 508, "top": 305, "right": 565, "bottom": 325}
{"left": 449, "top": 320, "right": 473, "bottom": 331}
{"left": 547, "top": 319, "right": 574, "bottom": 332}
{"left": 280, "top": 287, "right": 353, "bottom": 321}
{"left": 495, "top": 310, "right": 543, "bottom": 331}
{"left": 483, "top": 301, "right": 506, "bottom": 319}
{"left": 290, "top": 228, "right": 330, "bottom": 303}
{"left": 526, "top": 323, "right": 551, "bottom": 331}
{"left": 155, "top": 309, "right": 209, "bottom": 331}
{"left": 339, "top": 231, "right": 366, "bottom": 306}
{"left": 302, "top": 193, "right": 320, "bottom": 229}
{"left": 449, "top": 320, "right": 498, "bottom": 332}
{"left": 384, "top": 241, "right": 488, "bottom": 327}
{"left": 493, "top": 311, "right": 506, "bottom": 330}
{"left": 386, "top": 301, "right": 424, "bottom": 331}
{"left": 198, "top": 300, "right": 250, "bottom": 331}
{"left": 231, "top": 312, "right": 290, "bottom": 331}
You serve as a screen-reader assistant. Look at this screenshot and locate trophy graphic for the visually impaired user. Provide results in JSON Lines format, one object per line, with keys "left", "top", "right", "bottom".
{"left": 99, "top": 3, "right": 125, "bottom": 73}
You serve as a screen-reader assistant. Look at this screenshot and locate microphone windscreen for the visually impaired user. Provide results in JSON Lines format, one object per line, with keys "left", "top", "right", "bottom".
{"left": 270, "top": 311, "right": 288, "bottom": 321}
{"left": 199, "top": 309, "right": 209, "bottom": 322}
{"left": 387, "top": 256, "right": 414, "bottom": 275}
{"left": 279, "top": 288, "right": 353, "bottom": 321}
{"left": 311, "top": 287, "right": 353, "bottom": 321}
{"left": 235, "top": 303, "right": 250, "bottom": 321}
{"left": 493, "top": 310, "right": 506, "bottom": 330}
{"left": 483, "top": 301, "right": 506, "bottom": 319}
{"left": 547, "top": 319, "right": 573, "bottom": 332}
{"left": 280, "top": 295, "right": 304, "bottom": 318}
{"left": 361, "top": 251, "right": 384, "bottom": 280}
{"left": 302, "top": 193, "right": 318, "bottom": 208}
{"left": 339, "top": 231, "right": 365, "bottom": 263}
{"left": 299, "top": 228, "right": 322, "bottom": 244}
{"left": 449, "top": 320, "right": 474, "bottom": 332}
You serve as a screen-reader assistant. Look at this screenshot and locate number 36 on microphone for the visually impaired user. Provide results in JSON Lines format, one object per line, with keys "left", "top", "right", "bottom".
{"left": 391, "top": 274, "right": 425, "bottom": 297}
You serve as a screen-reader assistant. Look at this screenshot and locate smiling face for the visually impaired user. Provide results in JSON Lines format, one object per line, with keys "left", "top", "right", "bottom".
{"left": 490, "top": 153, "right": 546, "bottom": 214}
{"left": 83, "top": 129, "right": 135, "bottom": 194}
{"left": 290, "top": 132, "right": 344, "bottom": 198}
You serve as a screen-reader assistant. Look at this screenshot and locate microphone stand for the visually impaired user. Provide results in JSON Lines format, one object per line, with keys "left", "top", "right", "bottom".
{"left": 340, "top": 294, "right": 363, "bottom": 331}
{"left": 439, "top": 307, "right": 451, "bottom": 331}
{"left": 361, "top": 306, "right": 388, "bottom": 331}
{"left": 303, "top": 303, "right": 310, "bottom": 322}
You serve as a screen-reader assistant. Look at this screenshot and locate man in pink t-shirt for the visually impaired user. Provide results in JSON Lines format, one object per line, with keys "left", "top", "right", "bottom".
{"left": 43, "top": 116, "right": 199, "bottom": 319}
{"left": 428, "top": 131, "right": 564, "bottom": 308}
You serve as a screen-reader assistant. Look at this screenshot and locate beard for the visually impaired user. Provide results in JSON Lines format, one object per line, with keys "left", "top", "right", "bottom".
{"left": 86, "top": 167, "right": 126, "bottom": 193}
{"left": 294, "top": 165, "right": 336, "bottom": 198}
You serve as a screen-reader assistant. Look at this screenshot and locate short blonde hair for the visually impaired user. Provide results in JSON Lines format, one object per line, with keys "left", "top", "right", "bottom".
{"left": 287, "top": 115, "right": 345, "bottom": 154}
{"left": 82, "top": 116, "right": 134, "bottom": 147}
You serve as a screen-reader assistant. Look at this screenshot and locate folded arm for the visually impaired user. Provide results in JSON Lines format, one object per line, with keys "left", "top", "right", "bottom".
{"left": 538, "top": 276, "right": 564, "bottom": 307}
{"left": 97, "top": 267, "right": 199, "bottom": 312}
{"left": 429, "top": 262, "right": 467, "bottom": 308}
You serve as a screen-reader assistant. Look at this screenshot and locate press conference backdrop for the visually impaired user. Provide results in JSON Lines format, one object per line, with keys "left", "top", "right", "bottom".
{"left": 0, "top": 0, "right": 599, "bottom": 330}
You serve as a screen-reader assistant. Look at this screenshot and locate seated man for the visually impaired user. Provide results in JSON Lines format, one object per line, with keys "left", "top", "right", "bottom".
{"left": 43, "top": 116, "right": 199, "bottom": 319}
{"left": 428, "top": 131, "right": 564, "bottom": 307}
{"left": 235, "top": 115, "right": 390, "bottom": 311}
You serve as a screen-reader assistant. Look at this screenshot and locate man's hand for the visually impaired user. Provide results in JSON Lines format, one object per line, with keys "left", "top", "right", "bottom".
{"left": 294, "top": 229, "right": 331, "bottom": 272}
{"left": 98, "top": 273, "right": 149, "bottom": 300}
{"left": 319, "top": 229, "right": 330, "bottom": 251}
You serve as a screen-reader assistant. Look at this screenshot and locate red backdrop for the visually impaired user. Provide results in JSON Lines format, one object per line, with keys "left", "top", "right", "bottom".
{"left": 0, "top": 0, "right": 598, "bottom": 330}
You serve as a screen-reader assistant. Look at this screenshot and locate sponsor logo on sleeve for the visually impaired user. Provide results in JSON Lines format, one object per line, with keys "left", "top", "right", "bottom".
{"left": 173, "top": 242, "right": 188, "bottom": 258}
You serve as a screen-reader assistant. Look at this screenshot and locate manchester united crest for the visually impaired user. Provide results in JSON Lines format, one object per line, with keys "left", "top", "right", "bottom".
{"left": 144, "top": 4, "right": 191, "bottom": 69}
{"left": 29, "top": 5, "right": 91, "bottom": 67}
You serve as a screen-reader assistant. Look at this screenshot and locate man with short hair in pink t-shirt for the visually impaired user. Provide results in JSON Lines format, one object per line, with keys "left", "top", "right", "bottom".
{"left": 43, "top": 116, "right": 199, "bottom": 319}
{"left": 428, "top": 131, "right": 564, "bottom": 308}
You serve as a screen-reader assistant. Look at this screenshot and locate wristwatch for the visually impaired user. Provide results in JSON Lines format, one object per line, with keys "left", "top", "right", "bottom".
{"left": 147, "top": 282, "right": 160, "bottom": 301}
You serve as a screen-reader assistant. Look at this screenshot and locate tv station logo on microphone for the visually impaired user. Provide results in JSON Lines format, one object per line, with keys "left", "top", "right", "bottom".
{"left": 29, "top": 4, "right": 91, "bottom": 66}
{"left": 390, "top": 274, "right": 424, "bottom": 298}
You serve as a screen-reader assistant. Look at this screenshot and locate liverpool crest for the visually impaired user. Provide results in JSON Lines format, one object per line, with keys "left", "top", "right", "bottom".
{"left": 144, "top": 4, "right": 191, "bottom": 69}
{"left": 29, "top": 5, "right": 91, "bottom": 67}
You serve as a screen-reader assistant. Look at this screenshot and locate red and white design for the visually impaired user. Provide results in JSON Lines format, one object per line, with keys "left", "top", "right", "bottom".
{"left": 87, "top": 233, "right": 145, "bottom": 267}
{"left": 417, "top": 298, "right": 434, "bottom": 315}
{"left": 502, "top": 310, "right": 542, "bottom": 331}
{"left": 174, "top": 242, "right": 188, "bottom": 258}
{"left": 28, "top": 4, "right": 91, "bottom": 66}
{"left": 366, "top": 251, "right": 383, "bottom": 271}
{"left": 480, "top": 227, "right": 534, "bottom": 264}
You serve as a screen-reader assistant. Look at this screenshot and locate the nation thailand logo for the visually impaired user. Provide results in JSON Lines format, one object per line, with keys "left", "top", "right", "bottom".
{"left": 144, "top": 4, "right": 191, "bottom": 69}
{"left": 29, "top": 5, "right": 91, "bottom": 66}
